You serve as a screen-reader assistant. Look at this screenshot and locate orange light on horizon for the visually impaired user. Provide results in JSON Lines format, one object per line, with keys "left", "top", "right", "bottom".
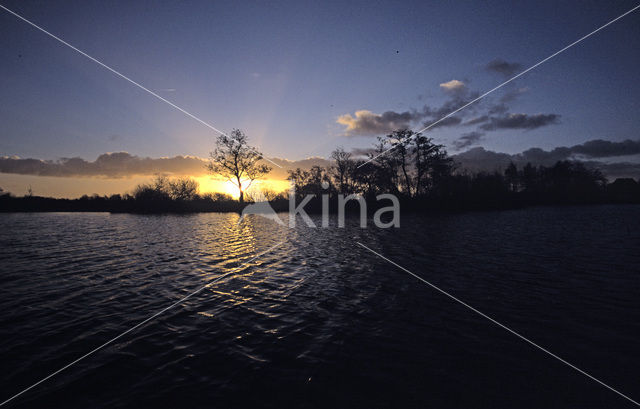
{"left": 195, "top": 176, "right": 289, "bottom": 199}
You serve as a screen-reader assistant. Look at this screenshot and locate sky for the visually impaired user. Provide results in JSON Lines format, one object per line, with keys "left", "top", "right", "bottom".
{"left": 1, "top": 0, "right": 639, "bottom": 197}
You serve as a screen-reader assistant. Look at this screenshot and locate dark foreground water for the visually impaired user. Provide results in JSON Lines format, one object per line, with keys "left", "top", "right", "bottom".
{"left": 1, "top": 206, "right": 639, "bottom": 408}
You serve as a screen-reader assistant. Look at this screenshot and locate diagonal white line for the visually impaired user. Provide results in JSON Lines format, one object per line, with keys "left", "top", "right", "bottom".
{"left": 357, "top": 4, "right": 640, "bottom": 168}
{"left": 356, "top": 241, "right": 640, "bottom": 407}
{"left": 0, "top": 4, "right": 282, "bottom": 168}
{"left": 0, "top": 239, "right": 287, "bottom": 407}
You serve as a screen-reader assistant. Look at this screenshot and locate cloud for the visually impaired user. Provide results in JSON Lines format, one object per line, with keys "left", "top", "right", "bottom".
{"left": 439, "top": 79, "right": 466, "bottom": 93}
{"left": 479, "top": 113, "right": 560, "bottom": 131}
{"left": 453, "top": 147, "right": 514, "bottom": 172}
{"left": 453, "top": 139, "right": 640, "bottom": 180}
{"left": 463, "top": 115, "right": 489, "bottom": 126}
{"left": 420, "top": 91, "right": 480, "bottom": 120}
{"left": 2, "top": 139, "right": 638, "bottom": 183}
{"left": 266, "top": 156, "right": 332, "bottom": 179}
{"left": 488, "top": 103, "right": 509, "bottom": 115}
{"left": 569, "top": 139, "right": 640, "bottom": 158}
{"left": 485, "top": 87, "right": 529, "bottom": 115}
{"left": 335, "top": 87, "right": 479, "bottom": 136}
{"left": 336, "top": 109, "right": 419, "bottom": 136}
{"left": 453, "top": 132, "right": 484, "bottom": 150}
{"left": 335, "top": 62, "right": 554, "bottom": 137}
{"left": 422, "top": 116, "right": 463, "bottom": 129}
{"left": 500, "top": 87, "right": 529, "bottom": 103}
{"left": 591, "top": 161, "right": 640, "bottom": 180}
{"left": 0, "top": 152, "right": 208, "bottom": 178}
{"left": 486, "top": 59, "right": 523, "bottom": 77}
{"left": 0, "top": 152, "right": 332, "bottom": 181}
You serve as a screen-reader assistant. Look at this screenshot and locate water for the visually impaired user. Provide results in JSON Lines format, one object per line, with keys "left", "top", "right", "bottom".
{"left": 1, "top": 206, "right": 639, "bottom": 408}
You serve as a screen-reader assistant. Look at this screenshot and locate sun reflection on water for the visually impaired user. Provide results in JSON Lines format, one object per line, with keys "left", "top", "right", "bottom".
{"left": 193, "top": 213, "right": 290, "bottom": 320}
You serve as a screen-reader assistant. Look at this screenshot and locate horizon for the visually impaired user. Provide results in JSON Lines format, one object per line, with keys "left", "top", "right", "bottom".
{"left": 1, "top": 138, "right": 640, "bottom": 198}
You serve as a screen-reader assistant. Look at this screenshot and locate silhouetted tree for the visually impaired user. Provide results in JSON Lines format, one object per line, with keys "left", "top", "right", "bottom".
{"left": 133, "top": 176, "right": 171, "bottom": 202}
{"left": 288, "top": 166, "right": 331, "bottom": 197}
{"left": 607, "top": 178, "right": 640, "bottom": 203}
{"left": 202, "top": 192, "right": 233, "bottom": 202}
{"left": 288, "top": 168, "right": 311, "bottom": 194}
{"left": 413, "top": 133, "right": 432, "bottom": 195}
{"left": 420, "top": 143, "right": 454, "bottom": 197}
{"left": 369, "top": 138, "right": 401, "bottom": 194}
{"left": 350, "top": 160, "right": 378, "bottom": 197}
{"left": 169, "top": 177, "right": 199, "bottom": 201}
{"left": 339, "top": 129, "right": 455, "bottom": 198}
{"left": 207, "top": 129, "right": 271, "bottom": 203}
{"left": 382, "top": 129, "right": 415, "bottom": 196}
{"left": 330, "top": 147, "right": 353, "bottom": 193}
{"left": 505, "top": 162, "right": 519, "bottom": 192}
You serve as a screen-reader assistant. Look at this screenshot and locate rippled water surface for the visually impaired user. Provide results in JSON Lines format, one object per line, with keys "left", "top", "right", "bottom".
{"left": 1, "top": 206, "right": 639, "bottom": 408}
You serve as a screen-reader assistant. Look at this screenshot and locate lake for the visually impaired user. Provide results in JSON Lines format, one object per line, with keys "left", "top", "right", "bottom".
{"left": 1, "top": 206, "right": 639, "bottom": 408}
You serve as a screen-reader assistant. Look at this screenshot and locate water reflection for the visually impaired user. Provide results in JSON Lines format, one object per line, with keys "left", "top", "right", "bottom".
{"left": 1, "top": 207, "right": 639, "bottom": 408}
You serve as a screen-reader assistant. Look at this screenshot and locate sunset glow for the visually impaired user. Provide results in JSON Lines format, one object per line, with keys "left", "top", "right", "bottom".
{"left": 195, "top": 176, "right": 290, "bottom": 199}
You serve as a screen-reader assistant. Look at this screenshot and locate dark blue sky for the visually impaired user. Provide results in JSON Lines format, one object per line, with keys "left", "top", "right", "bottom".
{"left": 1, "top": 0, "right": 639, "bottom": 161}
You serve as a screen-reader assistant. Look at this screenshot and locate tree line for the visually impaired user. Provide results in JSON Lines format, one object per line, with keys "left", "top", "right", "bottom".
{"left": 0, "top": 175, "right": 238, "bottom": 213}
{"left": 285, "top": 129, "right": 640, "bottom": 210}
{"left": 288, "top": 129, "right": 455, "bottom": 198}
{"left": 1, "top": 128, "right": 639, "bottom": 213}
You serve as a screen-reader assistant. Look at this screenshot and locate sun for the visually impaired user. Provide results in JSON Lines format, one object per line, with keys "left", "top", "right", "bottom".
{"left": 221, "top": 180, "right": 242, "bottom": 199}
{"left": 195, "top": 176, "right": 240, "bottom": 199}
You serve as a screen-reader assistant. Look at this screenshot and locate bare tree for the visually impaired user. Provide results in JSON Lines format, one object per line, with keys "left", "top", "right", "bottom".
{"left": 385, "top": 129, "right": 414, "bottom": 196}
{"left": 169, "top": 177, "right": 199, "bottom": 201}
{"left": 330, "top": 147, "right": 353, "bottom": 193}
{"left": 206, "top": 129, "right": 271, "bottom": 203}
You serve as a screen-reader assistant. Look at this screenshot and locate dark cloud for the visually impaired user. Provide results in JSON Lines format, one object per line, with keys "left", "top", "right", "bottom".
{"left": 569, "top": 139, "right": 640, "bottom": 158}
{"left": 591, "top": 161, "right": 640, "bottom": 180}
{"left": 453, "top": 139, "right": 640, "bottom": 180}
{"left": 484, "top": 87, "right": 528, "bottom": 116}
{"left": 453, "top": 147, "right": 514, "bottom": 172}
{"left": 479, "top": 113, "right": 560, "bottom": 131}
{"left": 488, "top": 103, "right": 509, "bottom": 115}
{"left": 0, "top": 152, "right": 332, "bottom": 180}
{"left": 500, "top": 87, "right": 529, "bottom": 103}
{"left": 0, "top": 152, "right": 207, "bottom": 178}
{"left": 486, "top": 59, "right": 523, "bottom": 77}
{"left": 453, "top": 132, "right": 485, "bottom": 150}
{"left": 463, "top": 115, "right": 489, "bottom": 126}
{"left": 422, "top": 116, "right": 463, "bottom": 130}
{"left": 267, "top": 157, "right": 332, "bottom": 179}
{"left": 422, "top": 90, "right": 481, "bottom": 119}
